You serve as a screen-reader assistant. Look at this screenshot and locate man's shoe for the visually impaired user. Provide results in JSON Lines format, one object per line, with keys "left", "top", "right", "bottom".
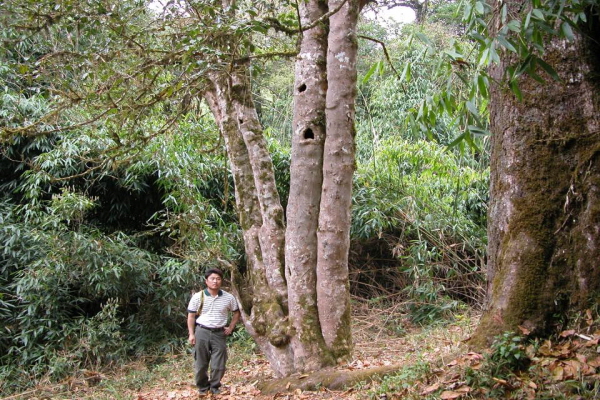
{"left": 198, "top": 389, "right": 209, "bottom": 396}
{"left": 210, "top": 388, "right": 221, "bottom": 395}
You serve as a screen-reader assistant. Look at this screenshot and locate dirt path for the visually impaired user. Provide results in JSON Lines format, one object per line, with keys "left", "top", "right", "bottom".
{"left": 134, "top": 314, "right": 477, "bottom": 400}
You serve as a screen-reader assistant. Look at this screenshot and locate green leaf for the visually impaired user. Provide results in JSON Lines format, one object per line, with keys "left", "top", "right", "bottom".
{"left": 476, "top": 74, "right": 489, "bottom": 98}
{"left": 445, "top": 49, "right": 465, "bottom": 59}
{"left": 468, "top": 125, "right": 490, "bottom": 136}
{"left": 523, "top": 11, "right": 532, "bottom": 30}
{"left": 507, "top": 20, "right": 521, "bottom": 32}
{"left": 362, "top": 62, "right": 379, "bottom": 84}
{"left": 464, "top": 131, "right": 480, "bottom": 151}
{"left": 463, "top": 3, "right": 473, "bottom": 20}
{"left": 456, "top": 72, "right": 469, "bottom": 86}
{"left": 535, "top": 56, "right": 561, "bottom": 82}
{"left": 417, "top": 101, "right": 427, "bottom": 120}
{"left": 444, "top": 92, "right": 457, "bottom": 114}
{"left": 496, "top": 35, "right": 517, "bottom": 53}
{"left": 415, "top": 33, "right": 433, "bottom": 46}
{"left": 250, "top": 21, "right": 268, "bottom": 34}
{"left": 475, "top": 1, "right": 485, "bottom": 14}
{"left": 466, "top": 101, "right": 479, "bottom": 117}
{"left": 509, "top": 79, "right": 522, "bottom": 101}
{"left": 561, "top": 22, "right": 574, "bottom": 41}
{"left": 470, "top": 32, "right": 487, "bottom": 44}
{"left": 526, "top": 69, "right": 546, "bottom": 84}
{"left": 489, "top": 44, "right": 500, "bottom": 64}
{"left": 446, "top": 132, "right": 466, "bottom": 149}
{"left": 400, "top": 63, "right": 412, "bottom": 83}
{"left": 478, "top": 47, "right": 490, "bottom": 67}
{"left": 532, "top": 8, "right": 545, "bottom": 20}
{"left": 517, "top": 54, "right": 533, "bottom": 76}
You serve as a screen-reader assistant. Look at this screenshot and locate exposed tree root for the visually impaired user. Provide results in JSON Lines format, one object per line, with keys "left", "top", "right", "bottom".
{"left": 258, "top": 364, "right": 403, "bottom": 394}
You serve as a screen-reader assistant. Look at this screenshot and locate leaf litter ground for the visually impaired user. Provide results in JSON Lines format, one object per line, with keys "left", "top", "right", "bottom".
{"left": 15, "top": 306, "right": 600, "bottom": 400}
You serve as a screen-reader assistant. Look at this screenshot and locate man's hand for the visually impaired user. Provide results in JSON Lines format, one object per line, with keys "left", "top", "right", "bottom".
{"left": 187, "top": 313, "right": 197, "bottom": 345}
{"left": 225, "top": 310, "right": 241, "bottom": 336}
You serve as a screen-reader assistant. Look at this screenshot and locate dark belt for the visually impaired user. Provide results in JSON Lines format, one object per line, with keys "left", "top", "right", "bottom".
{"left": 197, "top": 324, "right": 224, "bottom": 332}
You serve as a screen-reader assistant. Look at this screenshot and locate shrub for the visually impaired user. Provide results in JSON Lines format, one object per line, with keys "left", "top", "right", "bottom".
{"left": 352, "top": 138, "right": 488, "bottom": 319}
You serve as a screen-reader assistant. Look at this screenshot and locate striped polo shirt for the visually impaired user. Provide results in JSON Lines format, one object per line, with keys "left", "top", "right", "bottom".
{"left": 187, "top": 289, "right": 239, "bottom": 328}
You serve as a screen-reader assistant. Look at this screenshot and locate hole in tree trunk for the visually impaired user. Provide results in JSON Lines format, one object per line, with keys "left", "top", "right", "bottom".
{"left": 303, "top": 128, "right": 314, "bottom": 139}
{"left": 298, "top": 83, "right": 307, "bottom": 93}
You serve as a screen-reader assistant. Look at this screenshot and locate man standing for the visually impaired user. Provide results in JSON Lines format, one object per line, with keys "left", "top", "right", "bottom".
{"left": 187, "top": 268, "right": 240, "bottom": 396}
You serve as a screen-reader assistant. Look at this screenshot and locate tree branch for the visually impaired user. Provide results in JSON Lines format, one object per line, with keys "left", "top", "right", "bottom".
{"left": 358, "top": 34, "right": 405, "bottom": 89}
{"left": 264, "top": 0, "right": 349, "bottom": 35}
{"left": 233, "top": 51, "right": 298, "bottom": 65}
{"left": 302, "top": 0, "right": 348, "bottom": 32}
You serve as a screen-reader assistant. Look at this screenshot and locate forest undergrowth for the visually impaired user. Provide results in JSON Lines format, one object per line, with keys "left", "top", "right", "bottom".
{"left": 8, "top": 300, "right": 599, "bottom": 400}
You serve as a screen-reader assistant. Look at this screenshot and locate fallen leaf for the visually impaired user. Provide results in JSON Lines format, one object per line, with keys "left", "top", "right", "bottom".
{"left": 562, "top": 360, "right": 580, "bottom": 379}
{"left": 466, "top": 352, "right": 483, "bottom": 360}
{"left": 560, "top": 330, "right": 576, "bottom": 337}
{"left": 588, "top": 357, "right": 600, "bottom": 368}
{"left": 455, "top": 386, "right": 471, "bottom": 393}
{"left": 470, "top": 362, "right": 483, "bottom": 370}
{"left": 518, "top": 325, "right": 531, "bottom": 335}
{"left": 440, "top": 390, "right": 466, "bottom": 399}
{"left": 552, "top": 365, "right": 564, "bottom": 381}
{"left": 528, "top": 381, "right": 538, "bottom": 389}
{"left": 585, "top": 309, "right": 593, "bottom": 325}
{"left": 420, "top": 382, "right": 440, "bottom": 395}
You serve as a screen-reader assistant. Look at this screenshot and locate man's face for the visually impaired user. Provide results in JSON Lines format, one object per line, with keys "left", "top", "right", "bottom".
{"left": 205, "top": 273, "right": 222, "bottom": 290}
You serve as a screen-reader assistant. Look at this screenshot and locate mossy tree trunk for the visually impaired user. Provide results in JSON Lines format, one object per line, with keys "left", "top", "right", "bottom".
{"left": 205, "top": 69, "right": 294, "bottom": 374}
{"left": 204, "top": 0, "right": 361, "bottom": 376}
{"left": 472, "top": 2, "right": 600, "bottom": 345}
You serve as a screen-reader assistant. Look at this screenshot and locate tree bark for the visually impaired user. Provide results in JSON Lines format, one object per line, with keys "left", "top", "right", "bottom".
{"left": 204, "top": 70, "right": 295, "bottom": 375}
{"left": 203, "top": 0, "right": 361, "bottom": 375}
{"left": 285, "top": 0, "right": 332, "bottom": 372}
{"left": 472, "top": 3, "right": 600, "bottom": 345}
{"left": 317, "top": 0, "right": 359, "bottom": 356}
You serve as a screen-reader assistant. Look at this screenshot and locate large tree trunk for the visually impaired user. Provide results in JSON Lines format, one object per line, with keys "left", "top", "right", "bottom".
{"left": 318, "top": 0, "right": 358, "bottom": 356}
{"left": 204, "top": 0, "right": 361, "bottom": 376}
{"left": 285, "top": 0, "right": 332, "bottom": 372}
{"left": 472, "top": 3, "right": 600, "bottom": 345}
{"left": 204, "top": 70, "right": 295, "bottom": 375}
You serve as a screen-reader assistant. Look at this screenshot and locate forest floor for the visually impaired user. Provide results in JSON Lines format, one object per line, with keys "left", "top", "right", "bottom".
{"left": 14, "top": 303, "right": 600, "bottom": 400}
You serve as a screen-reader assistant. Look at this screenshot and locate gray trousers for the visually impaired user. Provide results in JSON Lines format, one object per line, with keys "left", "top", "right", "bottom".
{"left": 194, "top": 326, "right": 228, "bottom": 391}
